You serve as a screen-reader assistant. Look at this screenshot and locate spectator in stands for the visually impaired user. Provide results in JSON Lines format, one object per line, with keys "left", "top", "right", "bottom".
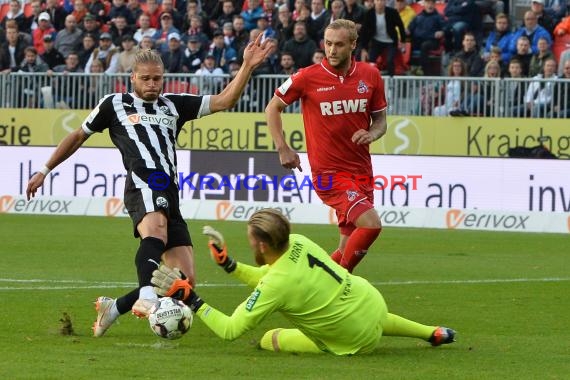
{"left": 154, "top": 12, "right": 181, "bottom": 53}
{"left": 3, "top": 18, "right": 32, "bottom": 47}
{"left": 126, "top": 0, "right": 143, "bottom": 27}
{"left": 44, "top": 0, "right": 68, "bottom": 31}
{"left": 33, "top": 13, "right": 56, "bottom": 55}
{"left": 182, "top": 34, "right": 206, "bottom": 73}
{"left": 109, "top": 14, "right": 135, "bottom": 47}
{"left": 1, "top": 0, "right": 31, "bottom": 34}
{"left": 161, "top": 32, "right": 185, "bottom": 73}
{"left": 510, "top": 35, "right": 533, "bottom": 76}
{"left": 463, "top": 59, "right": 501, "bottom": 116}
{"left": 292, "top": 0, "right": 307, "bottom": 21}
{"left": 531, "top": 0, "right": 556, "bottom": 36}
{"left": 84, "top": 32, "right": 120, "bottom": 73}
{"left": 324, "top": 0, "right": 345, "bottom": 27}
{"left": 78, "top": 32, "right": 97, "bottom": 69}
{"left": 193, "top": 53, "right": 225, "bottom": 94}
{"left": 505, "top": 58, "right": 526, "bottom": 117}
{"left": 17, "top": 46, "right": 49, "bottom": 106}
{"left": 145, "top": 0, "right": 161, "bottom": 29}
{"left": 279, "top": 51, "right": 297, "bottom": 74}
{"left": 117, "top": 34, "right": 137, "bottom": 72}
{"left": 182, "top": 0, "right": 210, "bottom": 37}
{"left": 307, "top": 0, "right": 330, "bottom": 44}
{"left": 213, "top": 0, "right": 239, "bottom": 30}
{"left": 454, "top": 32, "right": 485, "bottom": 77}
{"left": 161, "top": 0, "right": 184, "bottom": 30}
{"left": 82, "top": 57, "right": 106, "bottom": 108}
{"left": 139, "top": 35, "right": 154, "bottom": 50}
{"left": 552, "top": 59, "right": 570, "bottom": 117}
{"left": 360, "top": 0, "right": 405, "bottom": 76}
{"left": 182, "top": 15, "right": 210, "bottom": 46}
{"left": 433, "top": 57, "right": 467, "bottom": 116}
{"left": 509, "top": 11, "right": 552, "bottom": 56}
{"left": 312, "top": 48, "right": 325, "bottom": 64}
{"left": 257, "top": 15, "right": 276, "bottom": 40}
{"left": 281, "top": 20, "right": 317, "bottom": 68}
{"left": 529, "top": 36, "right": 555, "bottom": 76}
{"left": 394, "top": 0, "right": 415, "bottom": 31}
{"left": 252, "top": 37, "right": 280, "bottom": 74}
{"left": 241, "top": 0, "right": 265, "bottom": 31}
{"left": 26, "top": 0, "right": 43, "bottom": 33}
{"left": 88, "top": 0, "right": 109, "bottom": 26}
{"left": 263, "top": 0, "right": 279, "bottom": 28}
{"left": 72, "top": 0, "right": 89, "bottom": 25}
{"left": 489, "top": 46, "right": 508, "bottom": 76}
{"left": 342, "top": 0, "right": 367, "bottom": 34}
{"left": 41, "top": 34, "right": 66, "bottom": 69}
{"left": 81, "top": 14, "right": 101, "bottom": 41}
{"left": 221, "top": 22, "right": 236, "bottom": 48}
{"left": 544, "top": 0, "right": 567, "bottom": 24}
{"left": 55, "top": 15, "right": 83, "bottom": 59}
{"left": 443, "top": 0, "right": 482, "bottom": 53}
{"left": 275, "top": 4, "right": 294, "bottom": 49}
{"left": 483, "top": 13, "right": 513, "bottom": 63}
{"left": 52, "top": 51, "right": 83, "bottom": 73}
{"left": 134, "top": 13, "right": 157, "bottom": 44}
{"left": 515, "top": 57, "right": 558, "bottom": 116}
{"left": 51, "top": 51, "right": 84, "bottom": 108}
{"left": 109, "top": 0, "right": 135, "bottom": 26}
{"left": 209, "top": 28, "right": 237, "bottom": 72}
{"left": 232, "top": 15, "right": 250, "bottom": 53}
{"left": 407, "top": 0, "right": 445, "bottom": 76}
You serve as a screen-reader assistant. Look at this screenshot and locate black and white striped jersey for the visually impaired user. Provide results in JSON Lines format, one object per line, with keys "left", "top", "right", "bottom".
{"left": 81, "top": 92, "right": 211, "bottom": 188}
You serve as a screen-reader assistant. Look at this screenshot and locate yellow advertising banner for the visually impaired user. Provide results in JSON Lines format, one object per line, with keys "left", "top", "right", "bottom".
{"left": 2, "top": 109, "right": 568, "bottom": 158}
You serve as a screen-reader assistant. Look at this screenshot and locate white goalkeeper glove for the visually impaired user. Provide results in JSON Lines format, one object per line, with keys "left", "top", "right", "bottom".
{"left": 151, "top": 265, "right": 204, "bottom": 312}
{"left": 203, "top": 225, "right": 236, "bottom": 273}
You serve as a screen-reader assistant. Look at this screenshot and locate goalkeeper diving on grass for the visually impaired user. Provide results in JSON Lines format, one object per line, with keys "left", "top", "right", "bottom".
{"left": 138, "top": 209, "right": 456, "bottom": 354}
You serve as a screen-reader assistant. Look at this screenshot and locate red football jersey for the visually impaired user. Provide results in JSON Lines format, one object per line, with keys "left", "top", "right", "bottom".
{"left": 275, "top": 58, "right": 387, "bottom": 177}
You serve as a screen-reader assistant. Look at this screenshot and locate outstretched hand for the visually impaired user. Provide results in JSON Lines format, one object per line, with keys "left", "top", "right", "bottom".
{"left": 242, "top": 33, "right": 273, "bottom": 69}
{"left": 26, "top": 173, "right": 47, "bottom": 201}
{"left": 278, "top": 146, "right": 302, "bottom": 172}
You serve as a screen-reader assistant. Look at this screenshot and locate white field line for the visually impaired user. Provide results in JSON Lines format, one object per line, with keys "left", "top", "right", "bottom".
{"left": 0, "top": 277, "right": 569, "bottom": 290}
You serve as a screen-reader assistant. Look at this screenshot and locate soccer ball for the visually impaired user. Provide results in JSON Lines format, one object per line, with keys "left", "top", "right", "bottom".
{"left": 148, "top": 297, "right": 193, "bottom": 340}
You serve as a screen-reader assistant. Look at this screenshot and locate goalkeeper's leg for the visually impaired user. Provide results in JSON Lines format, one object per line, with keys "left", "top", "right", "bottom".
{"left": 382, "top": 313, "right": 435, "bottom": 340}
{"left": 259, "top": 329, "right": 323, "bottom": 354}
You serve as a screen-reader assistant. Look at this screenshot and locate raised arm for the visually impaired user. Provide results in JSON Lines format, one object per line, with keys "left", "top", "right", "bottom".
{"left": 26, "top": 128, "right": 90, "bottom": 200}
{"left": 209, "top": 33, "right": 272, "bottom": 113}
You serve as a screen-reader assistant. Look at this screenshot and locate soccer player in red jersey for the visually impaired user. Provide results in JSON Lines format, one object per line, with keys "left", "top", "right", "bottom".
{"left": 265, "top": 19, "right": 387, "bottom": 273}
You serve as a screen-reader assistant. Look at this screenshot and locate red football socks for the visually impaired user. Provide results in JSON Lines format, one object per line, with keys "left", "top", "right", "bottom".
{"left": 340, "top": 227, "right": 381, "bottom": 272}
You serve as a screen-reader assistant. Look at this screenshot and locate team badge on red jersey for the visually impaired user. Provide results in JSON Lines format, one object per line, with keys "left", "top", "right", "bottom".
{"left": 346, "top": 190, "right": 359, "bottom": 201}
{"left": 357, "top": 80, "right": 368, "bottom": 94}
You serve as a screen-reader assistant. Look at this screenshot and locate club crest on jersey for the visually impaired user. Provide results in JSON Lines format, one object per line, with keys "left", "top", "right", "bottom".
{"left": 346, "top": 190, "right": 359, "bottom": 201}
{"left": 159, "top": 105, "right": 173, "bottom": 116}
{"left": 155, "top": 196, "right": 169, "bottom": 209}
{"left": 357, "top": 80, "right": 368, "bottom": 94}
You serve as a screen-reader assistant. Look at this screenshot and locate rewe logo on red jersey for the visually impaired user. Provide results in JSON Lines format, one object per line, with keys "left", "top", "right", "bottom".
{"left": 320, "top": 99, "right": 368, "bottom": 115}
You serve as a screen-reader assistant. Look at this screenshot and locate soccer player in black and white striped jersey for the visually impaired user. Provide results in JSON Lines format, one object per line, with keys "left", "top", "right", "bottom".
{"left": 26, "top": 35, "right": 272, "bottom": 337}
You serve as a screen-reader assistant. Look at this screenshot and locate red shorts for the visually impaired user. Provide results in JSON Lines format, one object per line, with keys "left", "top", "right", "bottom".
{"left": 313, "top": 173, "right": 375, "bottom": 236}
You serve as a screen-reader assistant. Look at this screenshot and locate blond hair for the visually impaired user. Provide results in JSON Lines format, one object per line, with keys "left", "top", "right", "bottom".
{"left": 132, "top": 49, "right": 164, "bottom": 72}
{"left": 248, "top": 209, "right": 290, "bottom": 252}
{"left": 325, "top": 19, "right": 358, "bottom": 43}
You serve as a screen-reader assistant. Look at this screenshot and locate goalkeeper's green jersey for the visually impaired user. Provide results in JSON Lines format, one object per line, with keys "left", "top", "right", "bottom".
{"left": 196, "top": 234, "right": 388, "bottom": 355}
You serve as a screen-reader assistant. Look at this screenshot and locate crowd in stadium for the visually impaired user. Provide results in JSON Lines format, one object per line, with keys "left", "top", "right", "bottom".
{"left": 1, "top": 0, "right": 570, "bottom": 115}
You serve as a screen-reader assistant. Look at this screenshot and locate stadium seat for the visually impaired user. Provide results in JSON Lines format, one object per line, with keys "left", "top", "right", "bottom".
{"left": 0, "top": 4, "right": 10, "bottom": 21}
{"left": 164, "top": 80, "right": 190, "bottom": 93}
{"left": 410, "top": 2, "right": 424, "bottom": 14}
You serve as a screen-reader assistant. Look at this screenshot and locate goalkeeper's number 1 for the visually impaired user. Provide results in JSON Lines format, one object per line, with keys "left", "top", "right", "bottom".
{"left": 307, "top": 253, "right": 342, "bottom": 284}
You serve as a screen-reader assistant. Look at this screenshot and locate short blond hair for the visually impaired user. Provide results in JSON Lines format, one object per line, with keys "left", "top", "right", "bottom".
{"left": 325, "top": 19, "right": 358, "bottom": 43}
{"left": 132, "top": 49, "right": 164, "bottom": 72}
{"left": 248, "top": 209, "right": 290, "bottom": 252}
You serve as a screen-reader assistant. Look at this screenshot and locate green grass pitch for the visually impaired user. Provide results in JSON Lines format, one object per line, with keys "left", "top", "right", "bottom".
{"left": 0, "top": 214, "right": 568, "bottom": 379}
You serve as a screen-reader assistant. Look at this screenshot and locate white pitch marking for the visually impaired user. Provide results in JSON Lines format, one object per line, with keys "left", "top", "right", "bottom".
{"left": 0, "top": 277, "right": 569, "bottom": 290}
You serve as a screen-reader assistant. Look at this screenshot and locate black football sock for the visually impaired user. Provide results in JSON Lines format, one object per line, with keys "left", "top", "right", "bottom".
{"left": 116, "top": 288, "right": 140, "bottom": 315}
{"left": 135, "top": 237, "right": 166, "bottom": 287}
